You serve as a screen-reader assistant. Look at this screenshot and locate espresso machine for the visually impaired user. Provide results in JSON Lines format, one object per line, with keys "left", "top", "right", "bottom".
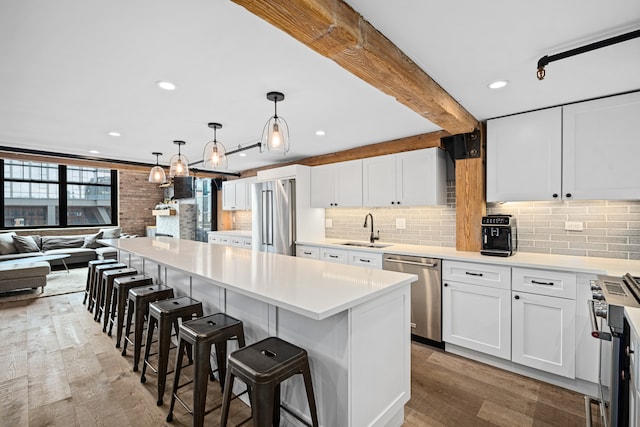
{"left": 481, "top": 215, "right": 517, "bottom": 257}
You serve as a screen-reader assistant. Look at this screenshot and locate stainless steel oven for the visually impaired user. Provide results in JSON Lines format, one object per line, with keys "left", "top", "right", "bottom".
{"left": 588, "top": 273, "right": 640, "bottom": 426}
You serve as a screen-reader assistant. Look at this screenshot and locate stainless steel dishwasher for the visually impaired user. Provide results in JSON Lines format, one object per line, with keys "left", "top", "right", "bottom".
{"left": 383, "top": 254, "right": 442, "bottom": 346}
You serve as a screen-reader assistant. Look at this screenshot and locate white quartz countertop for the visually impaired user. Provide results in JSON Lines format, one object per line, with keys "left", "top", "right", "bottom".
{"left": 101, "top": 237, "right": 416, "bottom": 320}
{"left": 296, "top": 239, "right": 640, "bottom": 277}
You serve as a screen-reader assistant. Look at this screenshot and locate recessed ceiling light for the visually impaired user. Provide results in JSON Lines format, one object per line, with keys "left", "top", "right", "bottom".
{"left": 488, "top": 80, "right": 508, "bottom": 89}
{"left": 89, "top": 150, "right": 100, "bottom": 154}
{"left": 107, "top": 132, "right": 121, "bottom": 137}
{"left": 156, "top": 81, "right": 176, "bottom": 91}
{"left": 315, "top": 130, "right": 326, "bottom": 136}
{"left": 239, "top": 152, "right": 247, "bottom": 157}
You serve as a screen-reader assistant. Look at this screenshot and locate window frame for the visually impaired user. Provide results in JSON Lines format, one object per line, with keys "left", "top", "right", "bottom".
{"left": 1, "top": 159, "right": 118, "bottom": 230}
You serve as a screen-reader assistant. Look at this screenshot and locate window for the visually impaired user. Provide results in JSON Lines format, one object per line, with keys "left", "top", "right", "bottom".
{"left": 1, "top": 159, "right": 118, "bottom": 229}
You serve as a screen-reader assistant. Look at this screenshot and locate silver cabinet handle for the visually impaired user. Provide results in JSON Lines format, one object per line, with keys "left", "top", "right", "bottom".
{"left": 384, "top": 258, "right": 437, "bottom": 268}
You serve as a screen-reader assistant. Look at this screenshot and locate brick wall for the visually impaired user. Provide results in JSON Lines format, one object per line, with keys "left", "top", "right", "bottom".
{"left": 118, "top": 170, "right": 164, "bottom": 236}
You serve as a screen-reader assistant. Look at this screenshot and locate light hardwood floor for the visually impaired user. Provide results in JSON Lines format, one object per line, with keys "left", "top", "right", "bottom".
{"left": 0, "top": 291, "right": 600, "bottom": 426}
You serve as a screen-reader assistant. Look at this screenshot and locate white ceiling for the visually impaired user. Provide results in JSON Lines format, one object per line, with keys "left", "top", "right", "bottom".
{"left": 0, "top": 1, "right": 639, "bottom": 174}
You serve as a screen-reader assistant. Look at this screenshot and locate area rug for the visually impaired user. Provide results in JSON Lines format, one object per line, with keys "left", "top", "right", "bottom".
{"left": 0, "top": 267, "right": 87, "bottom": 303}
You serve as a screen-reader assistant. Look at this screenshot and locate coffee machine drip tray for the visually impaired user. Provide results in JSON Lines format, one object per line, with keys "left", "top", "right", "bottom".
{"left": 480, "top": 249, "right": 513, "bottom": 257}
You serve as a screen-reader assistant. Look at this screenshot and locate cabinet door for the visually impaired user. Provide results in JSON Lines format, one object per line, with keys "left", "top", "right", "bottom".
{"left": 296, "top": 245, "right": 320, "bottom": 259}
{"left": 442, "top": 280, "right": 511, "bottom": 360}
{"left": 512, "top": 292, "right": 576, "bottom": 378}
{"left": 347, "top": 250, "right": 382, "bottom": 269}
{"left": 487, "top": 107, "right": 562, "bottom": 202}
{"left": 310, "top": 164, "right": 336, "bottom": 208}
{"left": 362, "top": 154, "right": 396, "bottom": 206}
{"left": 335, "top": 160, "right": 363, "bottom": 207}
{"left": 222, "top": 181, "right": 236, "bottom": 210}
{"left": 396, "top": 148, "right": 446, "bottom": 206}
{"left": 319, "top": 247, "right": 348, "bottom": 264}
{"left": 235, "top": 181, "right": 247, "bottom": 211}
{"left": 563, "top": 91, "right": 640, "bottom": 200}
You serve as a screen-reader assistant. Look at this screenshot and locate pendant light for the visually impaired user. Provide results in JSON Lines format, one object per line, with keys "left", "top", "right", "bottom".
{"left": 148, "top": 152, "right": 167, "bottom": 183}
{"left": 261, "top": 91, "right": 290, "bottom": 155}
{"left": 202, "top": 122, "right": 228, "bottom": 169}
{"left": 169, "top": 140, "right": 190, "bottom": 177}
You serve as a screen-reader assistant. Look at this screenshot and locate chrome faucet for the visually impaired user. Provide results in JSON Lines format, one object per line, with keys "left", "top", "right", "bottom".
{"left": 363, "top": 213, "right": 380, "bottom": 244}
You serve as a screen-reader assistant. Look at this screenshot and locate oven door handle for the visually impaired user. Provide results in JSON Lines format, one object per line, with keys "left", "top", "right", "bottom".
{"left": 588, "top": 300, "right": 612, "bottom": 341}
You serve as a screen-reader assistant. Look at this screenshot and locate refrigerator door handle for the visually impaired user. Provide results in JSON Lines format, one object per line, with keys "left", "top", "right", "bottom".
{"left": 262, "top": 190, "right": 273, "bottom": 246}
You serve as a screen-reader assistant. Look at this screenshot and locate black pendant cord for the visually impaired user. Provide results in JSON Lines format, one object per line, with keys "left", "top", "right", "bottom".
{"left": 537, "top": 28, "right": 640, "bottom": 80}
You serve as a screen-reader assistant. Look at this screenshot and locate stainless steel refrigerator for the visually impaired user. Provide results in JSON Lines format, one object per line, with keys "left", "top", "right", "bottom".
{"left": 251, "top": 179, "right": 296, "bottom": 255}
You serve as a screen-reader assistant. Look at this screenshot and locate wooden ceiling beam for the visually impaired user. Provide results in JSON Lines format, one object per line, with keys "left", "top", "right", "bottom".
{"left": 240, "top": 130, "right": 448, "bottom": 177}
{"left": 232, "top": 0, "right": 479, "bottom": 135}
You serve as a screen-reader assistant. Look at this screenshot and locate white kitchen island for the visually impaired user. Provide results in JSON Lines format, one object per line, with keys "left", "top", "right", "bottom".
{"left": 101, "top": 237, "right": 416, "bottom": 427}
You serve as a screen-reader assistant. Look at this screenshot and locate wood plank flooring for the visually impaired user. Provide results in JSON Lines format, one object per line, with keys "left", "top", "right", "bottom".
{"left": 1, "top": 291, "right": 601, "bottom": 426}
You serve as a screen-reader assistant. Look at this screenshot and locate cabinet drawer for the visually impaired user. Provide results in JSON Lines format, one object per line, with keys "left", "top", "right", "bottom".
{"left": 208, "top": 234, "right": 220, "bottom": 244}
{"left": 348, "top": 250, "right": 383, "bottom": 269}
{"left": 218, "top": 236, "right": 230, "bottom": 245}
{"left": 512, "top": 268, "right": 576, "bottom": 299}
{"left": 442, "top": 260, "right": 511, "bottom": 290}
{"left": 241, "top": 237, "right": 252, "bottom": 248}
{"left": 297, "top": 245, "right": 320, "bottom": 259}
{"left": 319, "top": 248, "right": 348, "bottom": 264}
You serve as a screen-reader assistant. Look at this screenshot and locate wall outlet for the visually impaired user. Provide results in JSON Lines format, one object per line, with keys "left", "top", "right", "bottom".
{"left": 325, "top": 219, "right": 333, "bottom": 228}
{"left": 565, "top": 221, "right": 584, "bottom": 231}
{"left": 396, "top": 218, "right": 406, "bottom": 229}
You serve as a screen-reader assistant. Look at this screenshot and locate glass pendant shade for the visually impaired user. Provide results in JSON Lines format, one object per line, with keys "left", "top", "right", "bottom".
{"left": 202, "top": 123, "right": 228, "bottom": 169}
{"left": 169, "top": 141, "right": 190, "bottom": 177}
{"left": 148, "top": 152, "right": 166, "bottom": 184}
{"left": 262, "top": 91, "right": 290, "bottom": 155}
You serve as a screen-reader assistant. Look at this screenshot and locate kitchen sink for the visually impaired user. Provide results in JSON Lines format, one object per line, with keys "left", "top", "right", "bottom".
{"left": 340, "top": 242, "right": 391, "bottom": 249}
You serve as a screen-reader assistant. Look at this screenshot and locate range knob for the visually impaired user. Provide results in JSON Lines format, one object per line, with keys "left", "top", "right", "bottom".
{"left": 590, "top": 280, "right": 601, "bottom": 291}
{"left": 592, "top": 291, "right": 605, "bottom": 301}
{"left": 594, "top": 301, "right": 608, "bottom": 318}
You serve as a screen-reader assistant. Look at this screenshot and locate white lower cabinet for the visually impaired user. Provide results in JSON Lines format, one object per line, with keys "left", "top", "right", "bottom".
{"left": 443, "top": 280, "right": 511, "bottom": 359}
{"left": 511, "top": 291, "right": 576, "bottom": 378}
{"left": 319, "top": 247, "right": 349, "bottom": 264}
{"left": 296, "top": 245, "right": 320, "bottom": 260}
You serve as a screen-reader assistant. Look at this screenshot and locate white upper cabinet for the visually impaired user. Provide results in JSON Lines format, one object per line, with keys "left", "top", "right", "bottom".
{"left": 222, "top": 177, "right": 254, "bottom": 211}
{"left": 310, "top": 160, "right": 362, "bottom": 208}
{"left": 487, "top": 91, "right": 640, "bottom": 202}
{"left": 487, "top": 107, "right": 562, "bottom": 202}
{"left": 362, "top": 148, "right": 447, "bottom": 207}
{"left": 563, "top": 91, "right": 640, "bottom": 201}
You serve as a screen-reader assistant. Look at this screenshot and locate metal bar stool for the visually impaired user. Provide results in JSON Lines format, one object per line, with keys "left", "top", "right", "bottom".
{"left": 122, "top": 284, "right": 174, "bottom": 372}
{"left": 95, "top": 267, "right": 138, "bottom": 328}
{"left": 141, "top": 296, "right": 203, "bottom": 406}
{"left": 108, "top": 274, "right": 153, "bottom": 346}
{"left": 83, "top": 259, "right": 117, "bottom": 305}
{"left": 89, "top": 262, "right": 127, "bottom": 313}
{"left": 220, "top": 336, "right": 319, "bottom": 427}
{"left": 167, "top": 313, "right": 246, "bottom": 426}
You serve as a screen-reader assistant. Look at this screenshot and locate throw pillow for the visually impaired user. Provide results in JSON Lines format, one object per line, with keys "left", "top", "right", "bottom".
{"left": 0, "top": 232, "right": 17, "bottom": 255}
{"left": 100, "top": 227, "right": 122, "bottom": 239}
{"left": 83, "top": 231, "right": 104, "bottom": 249}
{"left": 41, "top": 236, "right": 86, "bottom": 251}
{"left": 12, "top": 235, "right": 41, "bottom": 253}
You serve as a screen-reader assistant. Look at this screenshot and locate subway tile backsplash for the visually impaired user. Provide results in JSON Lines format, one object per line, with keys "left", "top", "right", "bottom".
{"left": 325, "top": 182, "right": 457, "bottom": 247}
{"left": 324, "top": 181, "right": 640, "bottom": 260}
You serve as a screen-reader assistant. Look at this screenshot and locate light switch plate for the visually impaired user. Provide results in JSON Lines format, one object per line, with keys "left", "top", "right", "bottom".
{"left": 396, "top": 218, "right": 406, "bottom": 229}
{"left": 325, "top": 219, "right": 333, "bottom": 228}
{"left": 565, "top": 221, "right": 583, "bottom": 231}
